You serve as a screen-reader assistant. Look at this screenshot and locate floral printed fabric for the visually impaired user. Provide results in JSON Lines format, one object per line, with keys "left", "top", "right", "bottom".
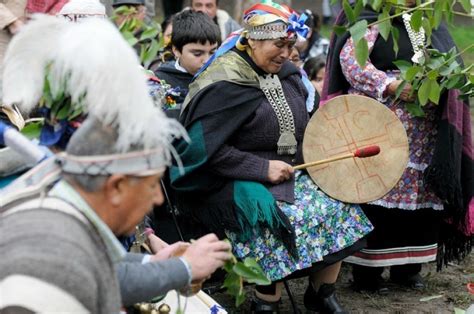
{"left": 339, "top": 26, "right": 444, "bottom": 211}
{"left": 227, "top": 171, "right": 373, "bottom": 281}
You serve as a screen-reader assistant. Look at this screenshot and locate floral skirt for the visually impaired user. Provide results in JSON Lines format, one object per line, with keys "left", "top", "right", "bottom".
{"left": 227, "top": 171, "right": 373, "bottom": 281}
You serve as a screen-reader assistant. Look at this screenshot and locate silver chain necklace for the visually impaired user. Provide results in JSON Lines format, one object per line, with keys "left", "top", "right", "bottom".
{"left": 402, "top": 13, "right": 426, "bottom": 64}
{"left": 258, "top": 74, "right": 297, "bottom": 155}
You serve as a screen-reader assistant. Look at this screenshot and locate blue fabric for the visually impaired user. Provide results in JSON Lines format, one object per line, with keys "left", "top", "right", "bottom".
{"left": 0, "top": 121, "right": 10, "bottom": 146}
{"left": 288, "top": 13, "right": 309, "bottom": 41}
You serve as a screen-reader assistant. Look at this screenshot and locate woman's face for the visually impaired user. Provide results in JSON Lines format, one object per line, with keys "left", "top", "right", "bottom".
{"left": 163, "top": 23, "right": 172, "bottom": 47}
{"left": 289, "top": 47, "right": 303, "bottom": 68}
{"left": 248, "top": 38, "right": 296, "bottom": 74}
{"left": 311, "top": 67, "right": 325, "bottom": 95}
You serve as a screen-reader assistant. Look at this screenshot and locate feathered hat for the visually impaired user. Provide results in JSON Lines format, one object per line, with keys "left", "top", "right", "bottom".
{"left": 2, "top": 15, "right": 186, "bottom": 180}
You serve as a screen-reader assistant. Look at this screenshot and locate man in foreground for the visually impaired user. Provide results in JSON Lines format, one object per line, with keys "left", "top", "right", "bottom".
{"left": 0, "top": 15, "right": 231, "bottom": 313}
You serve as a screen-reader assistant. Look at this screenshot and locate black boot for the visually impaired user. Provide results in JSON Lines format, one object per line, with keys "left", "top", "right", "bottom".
{"left": 304, "top": 283, "right": 348, "bottom": 314}
{"left": 352, "top": 265, "right": 389, "bottom": 295}
{"left": 390, "top": 264, "right": 425, "bottom": 290}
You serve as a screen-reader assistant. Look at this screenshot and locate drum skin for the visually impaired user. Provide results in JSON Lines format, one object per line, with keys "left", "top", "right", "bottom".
{"left": 303, "top": 95, "right": 408, "bottom": 203}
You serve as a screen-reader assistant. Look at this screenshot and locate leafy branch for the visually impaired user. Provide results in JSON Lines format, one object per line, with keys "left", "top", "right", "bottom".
{"left": 394, "top": 44, "right": 474, "bottom": 116}
{"left": 332, "top": 0, "right": 474, "bottom": 116}
{"left": 222, "top": 241, "right": 271, "bottom": 307}
{"left": 111, "top": 6, "right": 162, "bottom": 68}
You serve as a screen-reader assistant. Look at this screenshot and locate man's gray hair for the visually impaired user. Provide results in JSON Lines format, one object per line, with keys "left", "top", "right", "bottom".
{"left": 64, "top": 118, "right": 121, "bottom": 192}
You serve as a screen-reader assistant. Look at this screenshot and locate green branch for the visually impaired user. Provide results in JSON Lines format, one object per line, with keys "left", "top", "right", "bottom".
{"left": 412, "top": 7, "right": 474, "bottom": 18}
{"left": 367, "top": 0, "right": 435, "bottom": 28}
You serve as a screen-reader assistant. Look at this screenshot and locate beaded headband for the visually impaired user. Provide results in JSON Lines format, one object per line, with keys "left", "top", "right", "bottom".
{"left": 246, "top": 21, "right": 290, "bottom": 40}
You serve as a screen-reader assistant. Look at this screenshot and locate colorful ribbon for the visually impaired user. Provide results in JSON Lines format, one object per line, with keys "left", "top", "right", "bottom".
{"left": 288, "top": 13, "right": 309, "bottom": 41}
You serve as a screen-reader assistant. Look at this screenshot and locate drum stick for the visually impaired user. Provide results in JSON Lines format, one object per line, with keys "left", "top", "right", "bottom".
{"left": 293, "top": 145, "right": 380, "bottom": 170}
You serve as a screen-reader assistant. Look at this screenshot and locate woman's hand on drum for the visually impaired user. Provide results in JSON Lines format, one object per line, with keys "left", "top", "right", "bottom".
{"left": 387, "top": 80, "right": 416, "bottom": 102}
{"left": 268, "top": 160, "right": 294, "bottom": 184}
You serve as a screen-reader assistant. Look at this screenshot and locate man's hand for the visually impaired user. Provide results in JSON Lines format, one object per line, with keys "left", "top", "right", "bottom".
{"left": 182, "top": 234, "right": 232, "bottom": 283}
{"left": 7, "top": 19, "right": 24, "bottom": 35}
{"left": 268, "top": 160, "right": 294, "bottom": 184}
{"left": 149, "top": 241, "right": 190, "bottom": 262}
{"left": 146, "top": 233, "right": 169, "bottom": 254}
{"left": 387, "top": 80, "right": 415, "bottom": 102}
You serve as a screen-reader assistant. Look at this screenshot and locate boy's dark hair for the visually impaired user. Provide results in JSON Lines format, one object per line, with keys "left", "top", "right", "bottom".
{"left": 171, "top": 10, "right": 221, "bottom": 52}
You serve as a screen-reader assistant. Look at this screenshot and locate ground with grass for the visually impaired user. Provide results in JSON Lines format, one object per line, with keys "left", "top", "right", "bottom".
{"left": 213, "top": 254, "right": 474, "bottom": 313}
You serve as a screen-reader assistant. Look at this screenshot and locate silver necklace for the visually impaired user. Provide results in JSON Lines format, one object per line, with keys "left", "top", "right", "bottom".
{"left": 258, "top": 74, "right": 297, "bottom": 155}
{"left": 402, "top": 13, "right": 426, "bottom": 64}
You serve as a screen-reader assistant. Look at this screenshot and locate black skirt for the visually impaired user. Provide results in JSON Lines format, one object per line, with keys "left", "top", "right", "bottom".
{"left": 345, "top": 204, "right": 443, "bottom": 267}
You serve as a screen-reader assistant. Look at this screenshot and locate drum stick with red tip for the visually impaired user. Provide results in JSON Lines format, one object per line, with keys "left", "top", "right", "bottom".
{"left": 293, "top": 145, "right": 380, "bottom": 170}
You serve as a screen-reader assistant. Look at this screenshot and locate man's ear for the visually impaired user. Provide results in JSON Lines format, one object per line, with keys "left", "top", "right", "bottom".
{"left": 104, "top": 174, "right": 127, "bottom": 206}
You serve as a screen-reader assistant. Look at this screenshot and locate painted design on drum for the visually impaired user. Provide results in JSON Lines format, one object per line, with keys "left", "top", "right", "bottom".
{"left": 303, "top": 95, "right": 409, "bottom": 203}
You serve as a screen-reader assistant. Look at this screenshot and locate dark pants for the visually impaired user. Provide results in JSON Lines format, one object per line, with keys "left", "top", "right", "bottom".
{"left": 353, "top": 263, "right": 422, "bottom": 283}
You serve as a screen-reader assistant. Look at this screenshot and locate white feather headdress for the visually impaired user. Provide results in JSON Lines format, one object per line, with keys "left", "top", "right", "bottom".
{"left": 2, "top": 15, "right": 186, "bottom": 168}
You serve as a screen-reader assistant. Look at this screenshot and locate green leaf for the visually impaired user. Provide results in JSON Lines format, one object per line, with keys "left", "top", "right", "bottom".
{"left": 432, "top": 0, "right": 443, "bottom": 29}
{"left": 126, "top": 36, "right": 138, "bottom": 47}
{"left": 443, "top": 7, "right": 453, "bottom": 25}
{"left": 405, "top": 102, "right": 425, "bottom": 117}
{"left": 20, "top": 121, "right": 43, "bottom": 139}
{"left": 418, "top": 79, "right": 441, "bottom": 106}
{"left": 422, "top": 18, "right": 432, "bottom": 42}
{"left": 343, "top": 0, "right": 355, "bottom": 23}
{"left": 371, "top": 0, "right": 383, "bottom": 11}
{"left": 353, "top": 0, "right": 364, "bottom": 18}
{"left": 406, "top": 66, "right": 422, "bottom": 81}
{"left": 418, "top": 79, "right": 430, "bottom": 106}
{"left": 222, "top": 272, "right": 241, "bottom": 296}
{"left": 377, "top": 12, "right": 391, "bottom": 41}
{"left": 349, "top": 20, "right": 368, "bottom": 44}
{"left": 410, "top": 10, "right": 423, "bottom": 32}
{"left": 139, "top": 27, "right": 159, "bottom": 41}
{"left": 235, "top": 292, "right": 245, "bottom": 307}
{"left": 461, "top": 63, "right": 473, "bottom": 74}
{"left": 427, "top": 70, "right": 438, "bottom": 81}
{"left": 426, "top": 56, "right": 444, "bottom": 70}
{"left": 395, "top": 80, "right": 407, "bottom": 100}
{"left": 68, "top": 105, "right": 83, "bottom": 121}
{"left": 428, "top": 80, "right": 441, "bottom": 104}
{"left": 444, "top": 74, "right": 465, "bottom": 90}
{"left": 333, "top": 25, "right": 347, "bottom": 36}
{"left": 56, "top": 105, "right": 69, "bottom": 120}
{"left": 460, "top": 0, "right": 472, "bottom": 13}
{"left": 391, "top": 27, "right": 400, "bottom": 56}
{"left": 355, "top": 38, "right": 369, "bottom": 68}
{"left": 454, "top": 307, "right": 466, "bottom": 314}
{"left": 439, "top": 61, "right": 459, "bottom": 76}
{"left": 143, "top": 40, "right": 161, "bottom": 68}
{"left": 233, "top": 264, "right": 263, "bottom": 283}
{"left": 393, "top": 60, "right": 413, "bottom": 74}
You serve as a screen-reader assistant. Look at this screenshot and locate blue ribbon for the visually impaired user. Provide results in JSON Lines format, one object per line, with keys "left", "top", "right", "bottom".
{"left": 287, "top": 13, "right": 309, "bottom": 41}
